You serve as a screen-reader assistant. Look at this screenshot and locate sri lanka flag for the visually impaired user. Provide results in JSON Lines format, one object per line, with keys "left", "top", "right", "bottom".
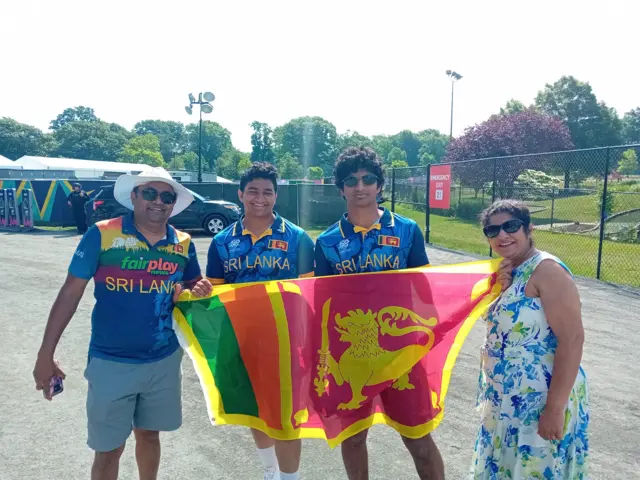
{"left": 172, "top": 259, "right": 501, "bottom": 447}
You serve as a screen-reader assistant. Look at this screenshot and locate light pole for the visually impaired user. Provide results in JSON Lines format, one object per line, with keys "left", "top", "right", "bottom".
{"left": 185, "top": 92, "right": 215, "bottom": 183}
{"left": 446, "top": 70, "right": 462, "bottom": 140}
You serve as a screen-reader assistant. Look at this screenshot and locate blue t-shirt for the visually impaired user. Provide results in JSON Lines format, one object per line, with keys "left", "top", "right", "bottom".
{"left": 314, "top": 208, "right": 429, "bottom": 276}
{"left": 206, "top": 212, "right": 315, "bottom": 284}
{"left": 68, "top": 213, "right": 202, "bottom": 363}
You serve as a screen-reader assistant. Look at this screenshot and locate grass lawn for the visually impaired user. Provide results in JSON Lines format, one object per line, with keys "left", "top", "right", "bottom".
{"left": 393, "top": 205, "right": 640, "bottom": 288}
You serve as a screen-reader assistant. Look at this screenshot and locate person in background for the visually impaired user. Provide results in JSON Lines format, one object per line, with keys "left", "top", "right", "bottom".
{"left": 67, "top": 182, "right": 90, "bottom": 234}
{"left": 206, "top": 162, "right": 315, "bottom": 480}
{"left": 33, "top": 167, "right": 212, "bottom": 480}
{"left": 470, "top": 199, "right": 589, "bottom": 479}
{"left": 314, "top": 146, "right": 445, "bottom": 480}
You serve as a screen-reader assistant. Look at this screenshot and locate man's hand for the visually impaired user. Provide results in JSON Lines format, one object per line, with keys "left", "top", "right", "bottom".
{"left": 33, "top": 354, "right": 66, "bottom": 401}
{"left": 497, "top": 259, "right": 513, "bottom": 291}
{"left": 172, "top": 278, "right": 213, "bottom": 304}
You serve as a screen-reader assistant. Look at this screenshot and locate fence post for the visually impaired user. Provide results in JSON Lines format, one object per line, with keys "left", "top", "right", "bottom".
{"left": 425, "top": 164, "right": 431, "bottom": 243}
{"left": 489, "top": 158, "right": 497, "bottom": 257}
{"left": 596, "top": 147, "right": 610, "bottom": 280}
{"left": 391, "top": 168, "right": 396, "bottom": 213}
{"left": 550, "top": 186, "right": 556, "bottom": 230}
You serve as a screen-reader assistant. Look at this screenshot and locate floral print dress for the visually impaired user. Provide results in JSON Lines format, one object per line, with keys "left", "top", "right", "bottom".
{"left": 470, "top": 251, "right": 589, "bottom": 479}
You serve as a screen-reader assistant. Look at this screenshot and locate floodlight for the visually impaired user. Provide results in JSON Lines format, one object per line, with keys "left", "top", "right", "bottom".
{"left": 188, "top": 93, "right": 196, "bottom": 104}
{"left": 203, "top": 92, "right": 215, "bottom": 102}
{"left": 185, "top": 106, "right": 193, "bottom": 115}
{"left": 201, "top": 104, "right": 213, "bottom": 114}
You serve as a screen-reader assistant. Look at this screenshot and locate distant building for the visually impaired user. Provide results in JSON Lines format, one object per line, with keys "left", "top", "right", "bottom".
{"left": 3, "top": 156, "right": 232, "bottom": 183}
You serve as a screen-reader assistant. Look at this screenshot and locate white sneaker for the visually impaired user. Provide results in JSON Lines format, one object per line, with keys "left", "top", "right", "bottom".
{"left": 263, "top": 467, "right": 281, "bottom": 480}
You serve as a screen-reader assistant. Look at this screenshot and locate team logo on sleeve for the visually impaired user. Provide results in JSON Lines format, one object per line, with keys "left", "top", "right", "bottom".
{"left": 378, "top": 235, "right": 400, "bottom": 247}
{"left": 269, "top": 240, "right": 289, "bottom": 251}
{"left": 174, "top": 244, "right": 184, "bottom": 253}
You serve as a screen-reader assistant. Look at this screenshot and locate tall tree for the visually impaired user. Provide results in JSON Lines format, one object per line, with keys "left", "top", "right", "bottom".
{"left": 50, "top": 106, "right": 98, "bottom": 131}
{"left": 387, "top": 147, "right": 407, "bottom": 164}
{"left": 53, "top": 120, "right": 132, "bottom": 161}
{"left": 371, "top": 135, "right": 394, "bottom": 160}
{"left": 119, "top": 134, "right": 165, "bottom": 167}
{"left": 390, "top": 130, "right": 422, "bottom": 166}
{"left": 535, "top": 76, "right": 622, "bottom": 149}
{"left": 250, "top": 121, "right": 275, "bottom": 163}
{"left": 337, "top": 130, "right": 373, "bottom": 152}
{"left": 621, "top": 108, "right": 640, "bottom": 144}
{"left": 445, "top": 110, "right": 574, "bottom": 191}
{"left": 276, "top": 152, "right": 304, "bottom": 179}
{"left": 216, "top": 149, "right": 250, "bottom": 180}
{"left": 273, "top": 116, "right": 338, "bottom": 174}
{"left": 0, "top": 117, "right": 56, "bottom": 159}
{"left": 417, "top": 129, "right": 449, "bottom": 163}
{"left": 500, "top": 99, "right": 527, "bottom": 115}
{"left": 134, "top": 120, "right": 187, "bottom": 164}
{"left": 185, "top": 121, "right": 232, "bottom": 172}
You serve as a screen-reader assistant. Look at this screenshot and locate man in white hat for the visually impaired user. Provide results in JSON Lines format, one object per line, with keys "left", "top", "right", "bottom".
{"left": 33, "top": 167, "right": 212, "bottom": 480}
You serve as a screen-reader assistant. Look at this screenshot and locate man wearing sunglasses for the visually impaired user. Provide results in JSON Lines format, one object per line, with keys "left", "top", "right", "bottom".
{"left": 33, "top": 167, "right": 211, "bottom": 480}
{"left": 206, "top": 162, "right": 314, "bottom": 480}
{"left": 314, "top": 146, "right": 444, "bottom": 480}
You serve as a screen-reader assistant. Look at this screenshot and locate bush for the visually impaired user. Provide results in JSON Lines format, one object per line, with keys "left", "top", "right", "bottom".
{"left": 596, "top": 184, "right": 615, "bottom": 218}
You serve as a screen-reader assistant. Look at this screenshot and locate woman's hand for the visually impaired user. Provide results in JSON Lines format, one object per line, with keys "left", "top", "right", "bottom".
{"left": 538, "top": 404, "right": 565, "bottom": 441}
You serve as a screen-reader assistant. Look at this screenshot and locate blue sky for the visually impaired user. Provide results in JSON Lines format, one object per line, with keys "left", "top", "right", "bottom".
{"left": 1, "top": 0, "right": 638, "bottom": 152}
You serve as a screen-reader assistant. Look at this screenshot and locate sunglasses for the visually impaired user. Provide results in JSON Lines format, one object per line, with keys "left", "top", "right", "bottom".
{"left": 343, "top": 174, "right": 379, "bottom": 188}
{"left": 139, "top": 187, "right": 177, "bottom": 205}
{"left": 483, "top": 219, "right": 525, "bottom": 238}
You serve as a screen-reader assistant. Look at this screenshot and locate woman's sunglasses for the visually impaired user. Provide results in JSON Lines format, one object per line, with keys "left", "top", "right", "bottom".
{"left": 343, "top": 174, "right": 379, "bottom": 188}
{"left": 139, "top": 187, "right": 177, "bottom": 205}
{"left": 483, "top": 219, "right": 525, "bottom": 238}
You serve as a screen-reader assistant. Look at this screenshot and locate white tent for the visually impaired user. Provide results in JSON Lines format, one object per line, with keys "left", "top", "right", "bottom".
{"left": 14, "top": 156, "right": 152, "bottom": 179}
{"left": 0, "top": 155, "right": 19, "bottom": 168}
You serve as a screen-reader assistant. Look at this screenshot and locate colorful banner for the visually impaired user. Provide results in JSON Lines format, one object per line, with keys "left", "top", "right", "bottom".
{"left": 429, "top": 164, "right": 452, "bottom": 210}
{"left": 0, "top": 189, "right": 7, "bottom": 227}
{"left": 173, "top": 259, "right": 501, "bottom": 447}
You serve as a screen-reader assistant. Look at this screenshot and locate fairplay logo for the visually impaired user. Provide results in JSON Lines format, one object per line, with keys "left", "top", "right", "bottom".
{"left": 120, "top": 256, "right": 179, "bottom": 275}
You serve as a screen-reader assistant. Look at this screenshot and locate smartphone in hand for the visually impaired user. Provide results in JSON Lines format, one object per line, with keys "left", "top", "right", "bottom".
{"left": 45, "top": 376, "right": 64, "bottom": 398}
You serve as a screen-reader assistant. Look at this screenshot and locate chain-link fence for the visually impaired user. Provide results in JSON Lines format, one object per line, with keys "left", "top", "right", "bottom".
{"left": 389, "top": 145, "right": 640, "bottom": 288}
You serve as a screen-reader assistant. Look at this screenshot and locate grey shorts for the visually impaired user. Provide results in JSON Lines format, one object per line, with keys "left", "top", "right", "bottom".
{"left": 83, "top": 348, "right": 183, "bottom": 452}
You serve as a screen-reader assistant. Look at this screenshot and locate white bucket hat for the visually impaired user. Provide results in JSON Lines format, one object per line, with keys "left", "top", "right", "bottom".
{"left": 114, "top": 167, "right": 194, "bottom": 217}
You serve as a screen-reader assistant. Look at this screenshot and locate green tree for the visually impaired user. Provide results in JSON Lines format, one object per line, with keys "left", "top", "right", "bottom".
{"left": 273, "top": 116, "right": 338, "bottom": 174}
{"left": 0, "top": 117, "right": 56, "bottom": 159}
{"left": 596, "top": 184, "right": 615, "bottom": 218}
{"left": 617, "top": 149, "right": 638, "bottom": 176}
{"left": 500, "top": 99, "right": 527, "bottom": 115}
{"left": 337, "top": 130, "right": 373, "bottom": 151}
{"left": 419, "top": 152, "right": 436, "bottom": 165}
{"left": 390, "top": 130, "right": 422, "bottom": 166}
{"left": 134, "top": 120, "right": 187, "bottom": 164}
{"left": 50, "top": 106, "right": 97, "bottom": 131}
{"left": 168, "top": 151, "right": 198, "bottom": 171}
{"left": 276, "top": 153, "right": 304, "bottom": 179}
{"left": 54, "top": 120, "right": 132, "bottom": 161}
{"left": 236, "top": 156, "right": 253, "bottom": 177}
{"left": 417, "top": 129, "right": 449, "bottom": 163}
{"left": 119, "top": 134, "right": 164, "bottom": 167}
{"left": 307, "top": 166, "right": 324, "bottom": 180}
{"left": 216, "top": 149, "right": 251, "bottom": 180}
{"left": 250, "top": 121, "right": 275, "bottom": 163}
{"left": 371, "top": 135, "right": 394, "bottom": 160}
{"left": 621, "top": 108, "right": 640, "bottom": 143}
{"left": 387, "top": 147, "right": 407, "bottom": 164}
{"left": 185, "top": 121, "right": 232, "bottom": 172}
{"left": 391, "top": 159, "right": 410, "bottom": 178}
{"left": 535, "top": 76, "right": 622, "bottom": 149}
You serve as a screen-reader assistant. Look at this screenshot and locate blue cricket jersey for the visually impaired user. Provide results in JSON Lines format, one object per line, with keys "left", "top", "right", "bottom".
{"left": 314, "top": 208, "right": 429, "bottom": 276}
{"left": 206, "top": 212, "right": 315, "bottom": 284}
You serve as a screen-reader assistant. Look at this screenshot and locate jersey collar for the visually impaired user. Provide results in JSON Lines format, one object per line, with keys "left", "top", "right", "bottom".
{"left": 339, "top": 207, "right": 395, "bottom": 238}
{"left": 232, "top": 211, "right": 285, "bottom": 238}
{"left": 122, "top": 212, "right": 177, "bottom": 244}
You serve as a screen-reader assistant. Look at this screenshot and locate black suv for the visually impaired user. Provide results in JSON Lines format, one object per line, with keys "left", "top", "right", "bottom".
{"left": 85, "top": 185, "right": 241, "bottom": 235}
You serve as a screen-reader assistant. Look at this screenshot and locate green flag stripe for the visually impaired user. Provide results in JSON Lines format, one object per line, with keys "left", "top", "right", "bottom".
{"left": 181, "top": 296, "right": 259, "bottom": 416}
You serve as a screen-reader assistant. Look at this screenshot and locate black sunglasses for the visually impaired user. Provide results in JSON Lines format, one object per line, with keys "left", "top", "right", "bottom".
{"left": 139, "top": 187, "right": 177, "bottom": 205}
{"left": 483, "top": 219, "right": 525, "bottom": 238}
{"left": 343, "top": 174, "right": 379, "bottom": 188}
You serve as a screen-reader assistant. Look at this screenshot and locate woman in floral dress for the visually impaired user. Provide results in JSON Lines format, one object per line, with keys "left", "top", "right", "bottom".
{"left": 470, "top": 200, "right": 589, "bottom": 479}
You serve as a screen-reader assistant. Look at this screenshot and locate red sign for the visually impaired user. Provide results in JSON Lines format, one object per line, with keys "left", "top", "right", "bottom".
{"left": 429, "top": 164, "right": 451, "bottom": 209}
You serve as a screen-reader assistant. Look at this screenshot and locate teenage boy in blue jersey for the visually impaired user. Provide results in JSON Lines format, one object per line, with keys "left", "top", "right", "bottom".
{"left": 206, "top": 162, "right": 314, "bottom": 480}
{"left": 314, "top": 146, "right": 443, "bottom": 480}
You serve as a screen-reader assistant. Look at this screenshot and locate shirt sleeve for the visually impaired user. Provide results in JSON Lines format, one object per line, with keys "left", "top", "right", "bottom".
{"left": 313, "top": 240, "right": 333, "bottom": 277}
{"left": 407, "top": 225, "right": 429, "bottom": 268}
{"left": 182, "top": 240, "right": 202, "bottom": 284}
{"left": 297, "top": 232, "right": 315, "bottom": 278}
{"left": 68, "top": 226, "right": 101, "bottom": 279}
{"left": 206, "top": 238, "right": 225, "bottom": 284}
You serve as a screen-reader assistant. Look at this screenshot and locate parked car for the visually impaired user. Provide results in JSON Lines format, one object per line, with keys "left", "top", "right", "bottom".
{"left": 85, "top": 185, "right": 241, "bottom": 235}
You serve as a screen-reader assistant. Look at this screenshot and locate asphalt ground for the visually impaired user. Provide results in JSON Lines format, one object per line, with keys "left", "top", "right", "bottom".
{"left": 1, "top": 230, "right": 639, "bottom": 479}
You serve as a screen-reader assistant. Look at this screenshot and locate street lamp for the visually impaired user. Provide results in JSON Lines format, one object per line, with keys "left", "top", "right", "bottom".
{"left": 185, "top": 91, "right": 215, "bottom": 183}
{"left": 445, "top": 70, "right": 462, "bottom": 140}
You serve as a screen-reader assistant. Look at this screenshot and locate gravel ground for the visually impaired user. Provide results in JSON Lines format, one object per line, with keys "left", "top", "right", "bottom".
{"left": 0, "top": 230, "right": 638, "bottom": 479}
